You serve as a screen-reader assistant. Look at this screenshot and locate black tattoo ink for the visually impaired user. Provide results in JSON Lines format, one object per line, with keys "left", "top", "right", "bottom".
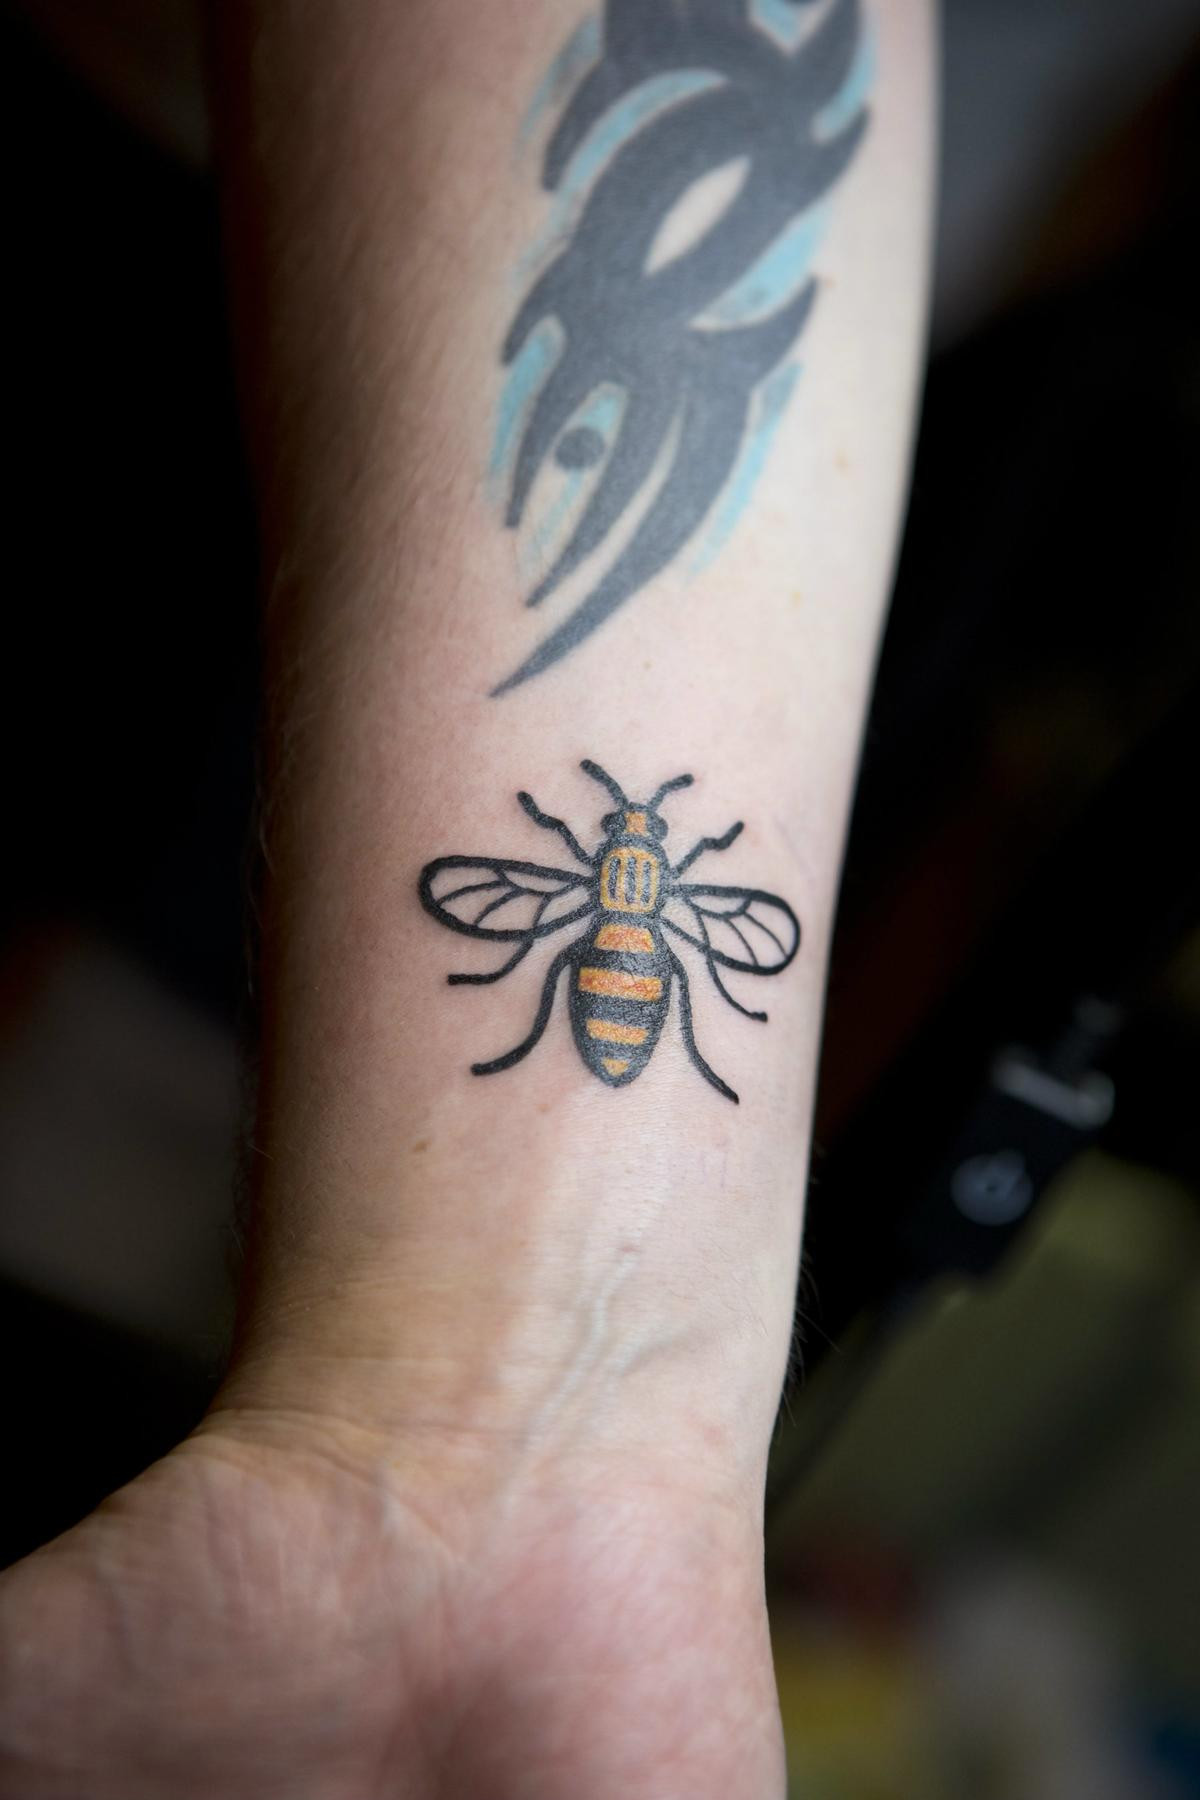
{"left": 419, "top": 760, "right": 800, "bottom": 1101}
{"left": 493, "top": 0, "right": 870, "bottom": 693}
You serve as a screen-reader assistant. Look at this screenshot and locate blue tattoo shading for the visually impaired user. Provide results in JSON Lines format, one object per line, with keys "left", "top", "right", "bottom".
{"left": 690, "top": 360, "right": 801, "bottom": 569}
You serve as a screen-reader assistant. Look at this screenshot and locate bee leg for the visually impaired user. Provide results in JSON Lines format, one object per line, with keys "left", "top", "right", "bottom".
{"left": 471, "top": 940, "right": 579, "bottom": 1076}
{"left": 517, "top": 792, "right": 592, "bottom": 866}
{"left": 701, "top": 951, "right": 767, "bottom": 1022}
{"left": 449, "top": 933, "right": 538, "bottom": 985}
{"left": 673, "top": 821, "right": 744, "bottom": 877}
{"left": 667, "top": 950, "right": 739, "bottom": 1104}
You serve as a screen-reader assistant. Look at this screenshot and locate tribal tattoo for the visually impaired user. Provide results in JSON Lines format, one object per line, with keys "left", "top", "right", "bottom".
{"left": 419, "top": 760, "right": 800, "bottom": 1101}
{"left": 491, "top": 0, "right": 871, "bottom": 693}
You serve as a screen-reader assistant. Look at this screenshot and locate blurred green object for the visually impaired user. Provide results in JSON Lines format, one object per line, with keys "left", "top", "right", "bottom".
{"left": 768, "top": 1152, "right": 1200, "bottom": 1795}
{"left": 773, "top": 1623, "right": 946, "bottom": 1800}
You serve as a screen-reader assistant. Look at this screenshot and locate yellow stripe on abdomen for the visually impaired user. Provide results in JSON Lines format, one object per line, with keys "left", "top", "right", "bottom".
{"left": 594, "top": 924, "right": 654, "bottom": 954}
{"left": 585, "top": 1019, "right": 648, "bottom": 1047}
{"left": 601, "top": 1057, "right": 630, "bottom": 1077}
{"left": 578, "top": 968, "right": 663, "bottom": 1002}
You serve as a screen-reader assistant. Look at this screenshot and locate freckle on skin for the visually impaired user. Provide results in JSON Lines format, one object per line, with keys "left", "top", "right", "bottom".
{"left": 835, "top": 450, "right": 851, "bottom": 473}
{"left": 411, "top": 1138, "right": 429, "bottom": 1154}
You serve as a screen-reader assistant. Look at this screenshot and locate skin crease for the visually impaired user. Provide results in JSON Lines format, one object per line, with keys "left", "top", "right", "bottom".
{"left": 0, "top": 3, "right": 935, "bottom": 1796}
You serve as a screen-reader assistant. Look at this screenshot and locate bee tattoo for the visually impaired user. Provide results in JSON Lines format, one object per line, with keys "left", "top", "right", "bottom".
{"left": 418, "top": 760, "right": 800, "bottom": 1102}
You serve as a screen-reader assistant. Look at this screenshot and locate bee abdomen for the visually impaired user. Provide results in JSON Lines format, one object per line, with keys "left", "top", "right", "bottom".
{"left": 570, "top": 923, "right": 669, "bottom": 1085}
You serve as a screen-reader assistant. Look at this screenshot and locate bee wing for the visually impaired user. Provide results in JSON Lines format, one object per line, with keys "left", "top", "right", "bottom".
{"left": 420, "top": 857, "right": 592, "bottom": 940}
{"left": 666, "top": 883, "right": 800, "bottom": 974}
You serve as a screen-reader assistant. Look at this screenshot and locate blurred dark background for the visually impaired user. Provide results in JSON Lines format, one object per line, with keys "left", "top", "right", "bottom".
{"left": 2, "top": 1, "right": 1198, "bottom": 1793}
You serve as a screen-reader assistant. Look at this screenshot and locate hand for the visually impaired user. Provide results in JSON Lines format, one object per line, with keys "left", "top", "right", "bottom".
{"left": 0, "top": 1355, "right": 785, "bottom": 1798}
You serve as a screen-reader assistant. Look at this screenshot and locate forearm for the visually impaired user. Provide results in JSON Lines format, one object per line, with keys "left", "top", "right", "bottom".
{"left": 210, "top": 0, "right": 935, "bottom": 1495}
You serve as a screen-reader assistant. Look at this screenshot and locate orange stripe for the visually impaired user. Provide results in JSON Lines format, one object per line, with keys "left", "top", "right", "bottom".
{"left": 594, "top": 924, "right": 654, "bottom": 954}
{"left": 586, "top": 1019, "right": 648, "bottom": 1046}
{"left": 578, "top": 967, "right": 663, "bottom": 1002}
{"left": 601, "top": 1057, "right": 630, "bottom": 1077}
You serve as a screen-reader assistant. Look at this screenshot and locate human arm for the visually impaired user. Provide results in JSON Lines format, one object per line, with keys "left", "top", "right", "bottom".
{"left": 0, "top": 3, "right": 934, "bottom": 1795}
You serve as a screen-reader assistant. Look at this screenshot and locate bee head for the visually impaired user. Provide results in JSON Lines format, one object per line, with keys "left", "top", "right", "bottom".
{"left": 582, "top": 762, "right": 695, "bottom": 840}
{"left": 603, "top": 807, "right": 669, "bottom": 841}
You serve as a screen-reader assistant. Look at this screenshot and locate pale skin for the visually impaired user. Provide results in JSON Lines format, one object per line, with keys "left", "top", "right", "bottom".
{"left": 0, "top": 3, "right": 935, "bottom": 1796}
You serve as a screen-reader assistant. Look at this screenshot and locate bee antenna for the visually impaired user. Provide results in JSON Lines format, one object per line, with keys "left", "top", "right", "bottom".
{"left": 580, "top": 760, "right": 627, "bottom": 805}
{"left": 648, "top": 773, "right": 694, "bottom": 809}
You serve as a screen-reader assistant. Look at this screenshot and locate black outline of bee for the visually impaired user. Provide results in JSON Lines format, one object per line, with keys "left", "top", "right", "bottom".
{"left": 418, "top": 760, "right": 800, "bottom": 1102}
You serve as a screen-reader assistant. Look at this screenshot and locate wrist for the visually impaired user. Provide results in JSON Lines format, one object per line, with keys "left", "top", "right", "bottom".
{"left": 178, "top": 1381, "right": 784, "bottom": 1800}
{"left": 216, "top": 1174, "right": 797, "bottom": 1508}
